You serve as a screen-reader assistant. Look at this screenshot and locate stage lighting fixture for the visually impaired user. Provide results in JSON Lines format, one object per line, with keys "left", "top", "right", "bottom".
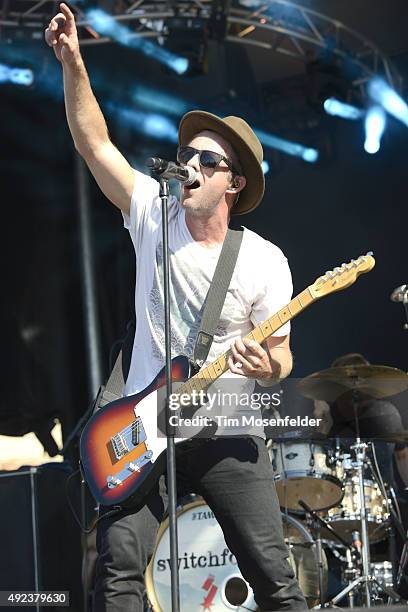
{"left": 261, "top": 160, "right": 270, "bottom": 175}
{"left": 255, "top": 130, "right": 319, "bottom": 163}
{"left": 306, "top": 57, "right": 351, "bottom": 112}
{"left": 323, "top": 97, "right": 363, "bottom": 120}
{"left": 86, "top": 9, "right": 189, "bottom": 75}
{"left": 364, "top": 106, "right": 386, "bottom": 154}
{"left": 132, "top": 86, "right": 190, "bottom": 116}
{"left": 207, "top": 0, "right": 231, "bottom": 41}
{"left": 367, "top": 78, "right": 408, "bottom": 128}
{"left": 165, "top": 17, "right": 208, "bottom": 77}
{"left": 0, "top": 63, "right": 33, "bottom": 86}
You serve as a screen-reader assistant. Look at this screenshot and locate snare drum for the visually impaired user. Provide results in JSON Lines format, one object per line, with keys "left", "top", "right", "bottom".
{"left": 270, "top": 441, "right": 343, "bottom": 512}
{"left": 146, "top": 498, "right": 327, "bottom": 610}
{"left": 323, "top": 478, "right": 389, "bottom": 544}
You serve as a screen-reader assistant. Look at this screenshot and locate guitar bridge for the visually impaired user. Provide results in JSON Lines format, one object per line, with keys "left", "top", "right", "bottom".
{"left": 111, "top": 434, "right": 129, "bottom": 460}
{"left": 110, "top": 417, "right": 146, "bottom": 461}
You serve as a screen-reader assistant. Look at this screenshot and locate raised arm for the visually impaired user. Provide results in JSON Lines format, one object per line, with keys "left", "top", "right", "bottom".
{"left": 45, "top": 3, "right": 134, "bottom": 215}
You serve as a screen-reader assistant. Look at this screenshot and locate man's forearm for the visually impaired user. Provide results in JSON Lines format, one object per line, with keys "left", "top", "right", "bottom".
{"left": 62, "top": 57, "right": 109, "bottom": 158}
{"left": 257, "top": 347, "right": 293, "bottom": 386}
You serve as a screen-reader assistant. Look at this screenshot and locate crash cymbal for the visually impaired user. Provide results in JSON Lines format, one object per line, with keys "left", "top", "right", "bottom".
{"left": 298, "top": 365, "right": 408, "bottom": 402}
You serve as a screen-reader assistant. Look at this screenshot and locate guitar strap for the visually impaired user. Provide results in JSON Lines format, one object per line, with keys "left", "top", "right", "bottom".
{"left": 193, "top": 228, "right": 243, "bottom": 369}
{"left": 96, "top": 227, "right": 243, "bottom": 410}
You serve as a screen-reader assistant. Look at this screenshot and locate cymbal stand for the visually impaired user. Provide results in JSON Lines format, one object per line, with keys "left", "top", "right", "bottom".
{"left": 324, "top": 436, "right": 374, "bottom": 607}
{"left": 327, "top": 391, "right": 402, "bottom": 607}
{"left": 322, "top": 390, "right": 371, "bottom": 606}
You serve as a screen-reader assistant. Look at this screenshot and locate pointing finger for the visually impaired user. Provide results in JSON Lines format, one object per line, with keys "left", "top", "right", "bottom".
{"left": 60, "top": 3, "right": 75, "bottom": 23}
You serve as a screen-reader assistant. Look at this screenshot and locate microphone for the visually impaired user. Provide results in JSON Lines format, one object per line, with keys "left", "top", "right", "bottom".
{"left": 146, "top": 157, "right": 197, "bottom": 186}
{"left": 390, "top": 285, "right": 408, "bottom": 303}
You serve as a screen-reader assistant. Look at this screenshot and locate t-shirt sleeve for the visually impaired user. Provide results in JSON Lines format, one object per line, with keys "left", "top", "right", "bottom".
{"left": 122, "top": 168, "right": 161, "bottom": 253}
{"left": 250, "top": 241, "right": 293, "bottom": 337}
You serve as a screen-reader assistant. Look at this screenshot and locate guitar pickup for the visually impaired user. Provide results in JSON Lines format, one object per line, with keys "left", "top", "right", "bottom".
{"left": 131, "top": 417, "right": 142, "bottom": 446}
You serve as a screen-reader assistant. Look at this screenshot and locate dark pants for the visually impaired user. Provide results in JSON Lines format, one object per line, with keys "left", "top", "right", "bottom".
{"left": 94, "top": 436, "right": 307, "bottom": 611}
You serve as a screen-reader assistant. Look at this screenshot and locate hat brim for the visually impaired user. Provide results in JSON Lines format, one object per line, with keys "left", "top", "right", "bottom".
{"left": 178, "top": 111, "right": 264, "bottom": 215}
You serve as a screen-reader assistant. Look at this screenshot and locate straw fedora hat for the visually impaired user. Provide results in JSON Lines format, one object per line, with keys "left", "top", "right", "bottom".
{"left": 178, "top": 110, "right": 265, "bottom": 215}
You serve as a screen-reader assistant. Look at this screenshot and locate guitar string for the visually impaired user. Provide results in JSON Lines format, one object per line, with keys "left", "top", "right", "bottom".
{"left": 107, "top": 267, "right": 364, "bottom": 442}
{"left": 110, "top": 316, "right": 289, "bottom": 440}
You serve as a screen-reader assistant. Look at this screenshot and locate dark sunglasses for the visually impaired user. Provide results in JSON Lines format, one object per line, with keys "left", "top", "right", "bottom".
{"left": 177, "top": 146, "right": 240, "bottom": 175}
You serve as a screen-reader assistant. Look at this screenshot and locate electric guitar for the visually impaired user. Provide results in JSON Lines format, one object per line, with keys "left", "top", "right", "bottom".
{"left": 80, "top": 253, "right": 375, "bottom": 506}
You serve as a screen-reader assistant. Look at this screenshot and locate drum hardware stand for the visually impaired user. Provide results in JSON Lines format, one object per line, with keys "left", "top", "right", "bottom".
{"left": 397, "top": 538, "right": 408, "bottom": 599}
{"left": 367, "top": 448, "right": 408, "bottom": 596}
{"left": 299, "top": 499, "right": 352, "bottom": 608}
{"left": 321, "top": 391, "right": 372, "bottom": 607}
{"left": 326, "top": 391, "right": 402, "bottom": 607}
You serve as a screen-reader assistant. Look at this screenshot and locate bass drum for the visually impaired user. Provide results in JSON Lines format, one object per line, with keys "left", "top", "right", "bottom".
{"left": 145, "top": 498, "right": 327, "bottom": 610}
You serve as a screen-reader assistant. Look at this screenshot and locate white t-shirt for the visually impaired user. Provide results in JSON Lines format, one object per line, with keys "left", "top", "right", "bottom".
{"left": 123, "top": 169, "right": 292, "bottom": 437}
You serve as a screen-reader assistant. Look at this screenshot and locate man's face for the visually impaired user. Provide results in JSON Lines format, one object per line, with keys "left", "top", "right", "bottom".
{"left": 179, "top": 130, "right": 238, "bottom": 216}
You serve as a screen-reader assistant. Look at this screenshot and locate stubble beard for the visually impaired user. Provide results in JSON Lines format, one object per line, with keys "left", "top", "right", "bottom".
{"left": 181, "top": 192, "right": 220, "bottom": 218}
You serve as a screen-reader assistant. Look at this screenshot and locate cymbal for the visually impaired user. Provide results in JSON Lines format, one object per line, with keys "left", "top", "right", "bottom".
{"left": 298, "top": 365, "right": 408, "bottom": 402}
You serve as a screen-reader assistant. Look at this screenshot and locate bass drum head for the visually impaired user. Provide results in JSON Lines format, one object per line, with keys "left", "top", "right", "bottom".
{"left": 146, "top": 499, "right": 326, "bottom": 610}
{"left": 146, "top": 499, "right": 257, "bottom": 611}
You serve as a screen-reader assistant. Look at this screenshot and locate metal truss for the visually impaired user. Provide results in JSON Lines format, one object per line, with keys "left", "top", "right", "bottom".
{"left": 0, "top": 0, "right": 402, "bottom": 92}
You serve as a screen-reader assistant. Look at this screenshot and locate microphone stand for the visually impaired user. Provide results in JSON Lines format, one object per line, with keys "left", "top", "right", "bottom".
{"left": 160, "top": 177, "right": 180, "bottom": 612}
{"left": 390, "top": 285, "right": 408, "bottom": 331}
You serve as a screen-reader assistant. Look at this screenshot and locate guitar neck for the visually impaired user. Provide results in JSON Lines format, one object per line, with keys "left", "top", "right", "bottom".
{"left": 181, "top": 286, "right": 316, "bottom": 396}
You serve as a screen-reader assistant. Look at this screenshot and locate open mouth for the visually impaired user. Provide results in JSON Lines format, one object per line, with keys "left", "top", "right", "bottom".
{"left": 185, "top": 180, "right": 200, "bottom": 191}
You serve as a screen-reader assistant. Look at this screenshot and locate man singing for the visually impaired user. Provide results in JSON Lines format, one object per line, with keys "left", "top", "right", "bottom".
{"left": 45, "top": 4, "right": 307, "bottom": 610}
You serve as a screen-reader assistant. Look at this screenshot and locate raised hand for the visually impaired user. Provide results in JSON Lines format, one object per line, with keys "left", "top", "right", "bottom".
{"left": 44, "top": 3, "right": 80, "bottom": 65}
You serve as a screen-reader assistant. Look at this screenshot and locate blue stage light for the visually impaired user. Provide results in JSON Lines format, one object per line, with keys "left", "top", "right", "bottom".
{"left": 364, "top": 105, "right": 386, "bottom": 154}
{"left": 132, "top": 86, "right": 190, "bottom": 116}
{"left": 255, "top": 130, "right": 319, "bottom": 163}
{"left": 261, "top": 160, "right": 270, "bottom": 174}
{"left": 144, "top": 114, "right": 178, "bottom": 140}
{"left": 107, "top": 103, "right": 179, "bottom": 142}
{"left": 323, "top": 97, "right": 363, "bottom": 120}
{"left": 0, "top": 63, "right": 33, "bottom": 86}
{"left": 172, "top": 58, "right": 189, "bottom": 76}
{"left": 302, "top": 148, "right": 319, "bottom": 163}
{"left": 87, "top": 9, "right": 189, "bottom": 74}
{"left": 367, "top": 78, "right": 408, "bottom": 127}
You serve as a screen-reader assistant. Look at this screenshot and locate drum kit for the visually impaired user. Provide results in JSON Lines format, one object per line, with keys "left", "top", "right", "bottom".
{"left": 145, "top": 364, "right": 408, "bottom": 610}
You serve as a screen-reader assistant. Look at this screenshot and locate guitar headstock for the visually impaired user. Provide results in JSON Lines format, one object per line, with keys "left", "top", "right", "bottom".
{"left": 310, "top": 253, "right": 375, "bottom": 299}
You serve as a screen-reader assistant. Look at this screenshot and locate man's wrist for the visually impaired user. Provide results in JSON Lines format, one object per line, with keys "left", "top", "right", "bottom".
{"left": 256, "top": 362, "right": 281, "bottom": 387}
{"left": 63, "top": 52, "right": 85, "bottom": 74}
{"left": 257, "top": 375, "right": 279, "bottom": 387}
